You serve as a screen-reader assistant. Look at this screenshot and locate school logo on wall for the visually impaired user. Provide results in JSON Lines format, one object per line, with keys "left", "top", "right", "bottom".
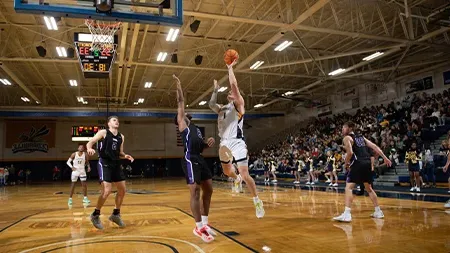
{"left": 12, "top": 126, "right": 50, "bottom": 153}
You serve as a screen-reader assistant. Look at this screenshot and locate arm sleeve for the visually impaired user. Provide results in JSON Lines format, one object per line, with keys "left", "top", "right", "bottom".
{"left": 66, "top": 158, "right": 73, "bottom": 168}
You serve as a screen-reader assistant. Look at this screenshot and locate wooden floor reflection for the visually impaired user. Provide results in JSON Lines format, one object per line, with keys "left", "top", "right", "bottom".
{"left": 0, "top": 179, "right": 449, "bottom": 252}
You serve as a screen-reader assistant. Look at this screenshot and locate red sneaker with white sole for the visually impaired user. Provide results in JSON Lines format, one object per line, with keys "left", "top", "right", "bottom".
{"left": 193, "top": 227, "right": 214, "bottom": 243}
{"left": 204, "top": 224, "right": 217, "bottom": 236}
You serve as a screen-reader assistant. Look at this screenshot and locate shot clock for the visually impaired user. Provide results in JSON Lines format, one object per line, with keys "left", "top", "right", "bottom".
{"left": 74, "top": 33, "right": 118, "bottom": 78}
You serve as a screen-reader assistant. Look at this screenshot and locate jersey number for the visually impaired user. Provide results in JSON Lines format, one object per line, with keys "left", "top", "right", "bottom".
{"left": 112, "top": 143, "right": 117, "bottom": 151}
{"left": 78, "top": 160, "right": 82, "bottom": 164}
{"left": 222, "top": 111, "right": 227, "bottom": 120}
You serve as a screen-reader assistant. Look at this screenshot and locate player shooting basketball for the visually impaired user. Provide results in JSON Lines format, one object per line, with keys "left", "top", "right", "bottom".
{"left": 208, "top": 56, "right": 265, "bottom": 219}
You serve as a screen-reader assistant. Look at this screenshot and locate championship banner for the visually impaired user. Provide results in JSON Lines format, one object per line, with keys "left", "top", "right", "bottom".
{"left": 5, "top": 120, "right": 56, "bottom": 153}
{"left": 405, "top": 76, "right": 433, "bottom": 93}
{"left": 317, "top": 104, "right": 332, "bottom": 117}
{"left": 443, "top": 70, "right": 450, "bottom": 85}
{"left": 341, "top": 87, "right": 358, "bottom": 100}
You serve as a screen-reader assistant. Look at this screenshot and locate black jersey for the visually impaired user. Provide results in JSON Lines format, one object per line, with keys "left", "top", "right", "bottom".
{"left": 349, "top": 132, "right": 371, "bottom": 162}
{"left": 99, "top": 129, "right": 122, "bottom": 161}
{"left": 181, "top": 123, "right": 206, "bottom": 155}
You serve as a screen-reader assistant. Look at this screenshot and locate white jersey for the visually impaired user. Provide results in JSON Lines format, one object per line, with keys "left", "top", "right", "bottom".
{"left": 73, "top": 152, "right": 86, "bottom": 171}
{"left": 218, "top": 102, "right": 244, "bottom": 141}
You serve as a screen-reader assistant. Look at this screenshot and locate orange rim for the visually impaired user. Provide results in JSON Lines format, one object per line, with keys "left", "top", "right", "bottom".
{"left": 85, "top": 19, "right": 122, "bottom": 28}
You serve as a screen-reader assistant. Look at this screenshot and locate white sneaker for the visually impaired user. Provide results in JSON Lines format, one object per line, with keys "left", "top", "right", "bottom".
{"left": 193, "top": 227, "right": 214, "bottom": 243}
{"left": 333, "top": 183, "right": 339, "bottom": 187}
{"left": 371, "top": 210, "right": 385, "bottom": 219}
{"left": 447, "top": 190, "right": 450, "bottom": 193}
{"left": 416, "top": 187, "right": 421, "bottom": 192}
{"left": 306, "top": 181, "right": 311, "bottom": 185}
{"left": 294, "top": 181, "right": 299, "bottom": 184}
{"left": 410, "top": 187, "right": 415, "bottom": 192}
{"left": 254, "top": 199, "right": 265, "bottom": 218}
{"left": 325, "top": 179, "right": 331, "bottom": 183}
{"left": 204, "top": 224, "right": 217, "bottom": 236}
{"left": 234, "top": 175, "right": 242, "bottom": 193}
{"left": 271, "top": 180, "right": 278, "bottom": 183}
{"left": 328, "top": 183, "right": 333, "bottom": 186}
{"left": 310, "top": 182, "right": 315, "bottom": 185}
{"left": 444, "top": 200, "right": 450, "bottom": 208}
{"left": 333, "top": 212, "right": 352, "bottom": 222}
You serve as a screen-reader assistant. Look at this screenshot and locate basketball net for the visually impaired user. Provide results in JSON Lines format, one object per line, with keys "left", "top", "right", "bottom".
{"left": 85, "top": 19, "right": 121, "bottom": 52}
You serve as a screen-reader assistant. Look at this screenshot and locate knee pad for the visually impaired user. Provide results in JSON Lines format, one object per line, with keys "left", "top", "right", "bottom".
{"left": 219, "top": 146, "right": 233, "bottom": 164}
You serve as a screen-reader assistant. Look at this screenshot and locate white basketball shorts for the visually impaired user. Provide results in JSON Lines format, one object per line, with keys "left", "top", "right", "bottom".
{"left": 71, "top": 169, "right": 87, "bottom": 182}
{"left": 220, "top": 138, "right": 248, "bottom": 166}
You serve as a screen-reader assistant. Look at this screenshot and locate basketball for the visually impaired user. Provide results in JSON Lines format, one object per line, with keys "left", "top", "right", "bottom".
{"left": 224, "top": 49, "right": 239, "bottom": 65}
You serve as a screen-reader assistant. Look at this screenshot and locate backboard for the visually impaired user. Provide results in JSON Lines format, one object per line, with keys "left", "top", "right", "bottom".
{"left": 14, "top": 0, "right": 183, "bottom": 26}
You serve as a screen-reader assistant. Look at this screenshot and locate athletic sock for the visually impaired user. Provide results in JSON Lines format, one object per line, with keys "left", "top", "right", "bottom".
{"left": 344, "top": 206, "right": 351, "bottom": 214}
{"left": 196, "top": 222, "right": 203, "bottom": 229}
{"left": 201, "top": 215, "right": 209, "bottom": 226}
{"left": 93, "top": 209, "right": 100, "bottom": 216}
{"left": 113, "top": 208, "right": 120, "bottom": 215}
{"left": 374, "top": 206, "right": 381, "bottom": 212}
{"left": 253, "top": 196, "right": 260, "bottom": 204}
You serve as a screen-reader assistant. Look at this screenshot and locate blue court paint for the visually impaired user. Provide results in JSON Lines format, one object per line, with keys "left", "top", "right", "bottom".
{"left": 14, "top": 0, "right": 183, "bottom": 26}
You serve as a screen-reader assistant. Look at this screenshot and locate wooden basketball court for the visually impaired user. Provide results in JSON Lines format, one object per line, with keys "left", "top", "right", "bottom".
{"left": 0, "top": 179, "right": 449, "bottom": 252}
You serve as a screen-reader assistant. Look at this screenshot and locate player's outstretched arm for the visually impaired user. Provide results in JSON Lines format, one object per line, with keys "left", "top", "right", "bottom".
{"left": 173, "top": 74, "right": 187, "bottom": 132}
{"left": 343, "top": 136, "right": 353, "bottom": 168}
{"left": 86, "top": 130, "right": 106, "bottom": 156}
{"left": 208, "top": 79, "right": 222, "bottom": 114}
{"left": 227, "top": 60, "right": 245, "bottom": 114}
{"left": 365, "top": 137, "right": 392, "bottom": 167}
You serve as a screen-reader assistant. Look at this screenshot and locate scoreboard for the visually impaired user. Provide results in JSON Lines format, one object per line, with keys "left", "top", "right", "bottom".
{"left": 71, "top": 126, "right": 106, "bottom": 142}
{"left": 74, "top": 33, "right": 118, "bottom": 78}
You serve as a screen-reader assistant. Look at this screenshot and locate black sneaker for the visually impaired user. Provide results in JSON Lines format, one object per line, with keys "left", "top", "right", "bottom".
{"left": 109, "top": 214, "right": 125, "bottom": 227}
{"left": 90, "top": 214, "right": 103, "bottom": 230}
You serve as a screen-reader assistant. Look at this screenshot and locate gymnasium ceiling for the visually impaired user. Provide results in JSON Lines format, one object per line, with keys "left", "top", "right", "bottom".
{"left": 0, "top": 0, "right": 450, "bottom": 112}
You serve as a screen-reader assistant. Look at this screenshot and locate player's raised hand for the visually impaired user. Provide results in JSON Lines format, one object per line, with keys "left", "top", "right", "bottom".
{"left": 87, "top": 148, "right": 96, "bottom": 156}
{"left": 213, "top": 79, "right": 219, "bottom": 91}
{"left": 173, "top": 74, "right": 180, "bottom": 85}
{"left": 226, "top": 59, "right": 238, "bottom": 69}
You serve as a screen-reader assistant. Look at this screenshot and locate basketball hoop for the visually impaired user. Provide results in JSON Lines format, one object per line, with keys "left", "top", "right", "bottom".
{"left": 85, "top": 19, "right": 121, "bottom": 52}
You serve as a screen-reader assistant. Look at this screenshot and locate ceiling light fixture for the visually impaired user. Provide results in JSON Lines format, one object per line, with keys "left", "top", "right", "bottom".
{"left": 218, "top": 87, "right": 228, "bottom": 92}
{"left": 166, "top": 28, "right": 180, "bottom": 42}
{"left": 199, "top": 101, "right": 207, "bottom": 105}
{"left": 43, "top": 16, "right": 58, "bottom": 30}
{"left": 56, "top": 47, "right": 67, "bottom": 57}
{"left": 69, "top": 80, "right": 78, "bottom": 87}
{"left": 254, "top": 104, "right": 263, "bottom": 108}
{"left": 144, "top": 82, "right": 152, "bottom": 88}
{"left": 274, "top": 41, "right": 293, "bottom": 51}
{"left": 157, "top": 52, "right": 168, "bottom": 62}
{"left": 328, "top": 68, "right": 346, "bottom": 76}
{"left": 250, "top": 61, "right": 265, "bottom": 70}
{"left": 362, "top": 51, "right": 384, "bottom": 61}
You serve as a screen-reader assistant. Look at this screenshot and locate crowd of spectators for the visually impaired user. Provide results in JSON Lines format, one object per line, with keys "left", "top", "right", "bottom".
{"left": 250, "top": 89, "right": 450, "bottom": 184}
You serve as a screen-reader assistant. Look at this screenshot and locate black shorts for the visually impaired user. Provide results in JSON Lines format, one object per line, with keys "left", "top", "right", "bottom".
{"left": 408, "top": 163, "right": 420, "bottom": 172}
{"left": 98, "top": 158, "right": 125, "bottom": 183}
{"left": 181, "top": 155, "right": 212, "bottom": 185}
{"left": 346, "top": 160, "right": 373, "bottom": 184}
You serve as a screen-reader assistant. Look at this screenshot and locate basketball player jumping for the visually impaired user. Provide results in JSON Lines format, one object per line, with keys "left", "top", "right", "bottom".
{"left": 86, "top": 116, "right": 134, "bottom": 230}
{"left": 66, "top": 144, "right": 91, "bottom": 206}
{"left": 208, "top": 60, "right": 265, "bottom": 218}
{"left": 173, "top": 74, "right": 217, "bottom": 243}
{"left": 334, "top": 122, "right": 391, "bottom": 222}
